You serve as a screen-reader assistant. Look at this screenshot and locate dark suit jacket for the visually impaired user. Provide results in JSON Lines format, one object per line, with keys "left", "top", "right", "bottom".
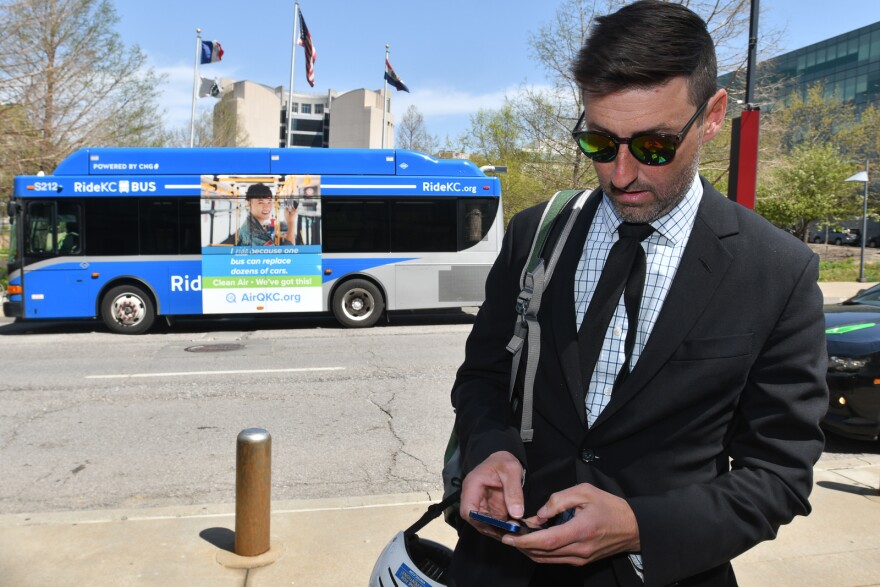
{"left": 450, "top": 180, "right": 828, "bottom": 587}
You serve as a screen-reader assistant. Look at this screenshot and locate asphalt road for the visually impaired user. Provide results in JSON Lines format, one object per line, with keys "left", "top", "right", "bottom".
{"left": 0, "top": 311, "right": 474, "bottom": 515}
{"left": 0, "top": 312, "right": 876, "bottom": 516}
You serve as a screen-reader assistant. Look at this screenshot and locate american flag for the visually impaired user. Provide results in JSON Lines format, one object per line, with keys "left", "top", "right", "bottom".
{"left": 297, "top": 11, "right": 317, "bottom": 87}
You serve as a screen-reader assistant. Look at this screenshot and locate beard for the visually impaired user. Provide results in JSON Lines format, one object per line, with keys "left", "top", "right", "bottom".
{"left": 600, "top": 143, "right": 702, "bottom": 224}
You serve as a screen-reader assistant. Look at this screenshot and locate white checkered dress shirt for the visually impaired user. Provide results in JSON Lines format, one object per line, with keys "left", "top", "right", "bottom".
{"left": 575, "top": 174, "right": 702, "bottom": 427}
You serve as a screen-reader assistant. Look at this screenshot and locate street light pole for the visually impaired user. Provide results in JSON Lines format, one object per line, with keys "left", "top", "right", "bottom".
{"left": 845, "top": 161, "right": 870, "bottom": 282}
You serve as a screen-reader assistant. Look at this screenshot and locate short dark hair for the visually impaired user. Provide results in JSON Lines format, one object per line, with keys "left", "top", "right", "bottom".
{"left": 245, "top": 183, "right": 273, "bottom": 199}
{"left": 572, "top": 0, "right": 717, "bottom": 107}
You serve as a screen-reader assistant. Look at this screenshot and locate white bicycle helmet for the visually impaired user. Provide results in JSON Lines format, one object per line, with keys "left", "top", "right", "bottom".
{"left": 369, "top": 531, "right": 452, "bottom": 587}
{"left": 369, "top": 493, "right": 457, "bottom": 587}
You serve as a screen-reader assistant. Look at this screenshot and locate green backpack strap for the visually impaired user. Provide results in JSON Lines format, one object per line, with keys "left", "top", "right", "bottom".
{"left": 524, "top": 189, "right": 584, "bottom": 276}
{"left": 507, "top": 189, "right": 588, "bottom": 442}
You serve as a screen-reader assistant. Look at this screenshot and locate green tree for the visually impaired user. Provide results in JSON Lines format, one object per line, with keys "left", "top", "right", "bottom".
{"left": 756, "top": 82, "right": 880, "bottom": 236}
{"left": 764, "top": 84, "right": 857, "bottom": 153}
{"left": 839, "top": 104, "right": 880, "bottom": 165}
{"left": 836, "top": 104, "right": 880, "bottom": 209}
{"left": 461, "top": 105, "right": 546, "bottom": 224}
{"left": 756, "top": 144, "right": 861, "bottom": 241}
{"left": 0, "top": 0, "right": 167, "bottom": 194}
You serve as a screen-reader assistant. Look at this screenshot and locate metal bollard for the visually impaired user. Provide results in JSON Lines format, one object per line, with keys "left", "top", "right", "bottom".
{"left": 235, "top": 428, "right": 271, "bottom": 557}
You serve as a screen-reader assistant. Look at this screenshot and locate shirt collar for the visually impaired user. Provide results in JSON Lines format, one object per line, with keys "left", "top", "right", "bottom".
{"left": 599, "top": 173, "right": 703, "bottom": 245}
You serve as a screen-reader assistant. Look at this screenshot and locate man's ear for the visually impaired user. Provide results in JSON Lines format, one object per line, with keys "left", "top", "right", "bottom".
{"left": 702, "top": 89, "right": 728, "bottom": 143}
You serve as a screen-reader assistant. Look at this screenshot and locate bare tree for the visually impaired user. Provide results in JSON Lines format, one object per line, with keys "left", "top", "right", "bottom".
{"left": 396, "top": 105, "right": 438, "bottom": 154}
{"left": 166, "top": 104, "right": 249, "bottom": 148}
{"left": 530, "top": 0, "right": 780, "bottom": 106}
{"left": 0, "top": 0, "right": 166, "bottom": 192}
{"left": 211, "top": 99, "right": 251, "bottom": 147}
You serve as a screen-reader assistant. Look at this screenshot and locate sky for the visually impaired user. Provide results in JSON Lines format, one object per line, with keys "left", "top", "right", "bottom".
{"left": 114, "top": 0, "right": 880, "bottom": 144}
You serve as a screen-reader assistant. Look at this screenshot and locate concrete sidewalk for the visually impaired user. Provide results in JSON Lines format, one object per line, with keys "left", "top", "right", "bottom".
{"left": 1, "top": 454, "right": 877, "bottom": 586}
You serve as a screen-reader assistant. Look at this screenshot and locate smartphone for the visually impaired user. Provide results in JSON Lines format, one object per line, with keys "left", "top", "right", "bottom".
{"left": 469, "top": 510, "right": 538, "bottom": 534}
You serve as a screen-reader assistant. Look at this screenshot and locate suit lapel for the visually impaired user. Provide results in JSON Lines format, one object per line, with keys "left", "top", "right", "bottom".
{"left": 590, "top": 183, "right": 739, "bottom": 429}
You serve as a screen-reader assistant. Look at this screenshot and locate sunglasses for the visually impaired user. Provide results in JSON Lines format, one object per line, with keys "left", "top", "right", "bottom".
{"left": 571, "top": 100, "right": 708, "bottom": 166}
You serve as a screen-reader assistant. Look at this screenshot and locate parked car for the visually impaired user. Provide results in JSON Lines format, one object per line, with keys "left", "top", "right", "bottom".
{"left": 811, "top": 228, "right": 860, "bottom": 246}
{"left": 823, "top": 284, "right": 880, "bottom": 441}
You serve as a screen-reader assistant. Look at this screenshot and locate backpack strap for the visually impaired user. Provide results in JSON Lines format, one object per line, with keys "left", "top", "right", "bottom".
{"left": 405, "top": 488, "right": 462, "bottom": 536}
{"left": 506, "top": 189, "right": 590, "bottom": 442}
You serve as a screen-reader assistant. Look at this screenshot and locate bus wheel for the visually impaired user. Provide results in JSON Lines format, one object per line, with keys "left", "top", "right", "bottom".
{"left": 101, "top": 285, "right": 155, "bottom": 334}
{"left": 332, "top": 279, "right": 384, "bottom": 328}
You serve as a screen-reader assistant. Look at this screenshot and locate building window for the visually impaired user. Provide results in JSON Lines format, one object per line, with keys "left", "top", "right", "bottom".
{"left": 302, "top": 103, "right": 312, "bottom": 114}
{"left": 871, "top": 29, "right": 880, "bottom": 59}
{"left": 292, "top": 133, "right": 322, "bottom": 147}
{"left": 294, "top": 119, "right": 323, "bottom": 132}
{"left": 291, "top": 102, "right": 299, "bottom": 113}
{"left": 315, "top": 104, "right": 324, "bottom": 114}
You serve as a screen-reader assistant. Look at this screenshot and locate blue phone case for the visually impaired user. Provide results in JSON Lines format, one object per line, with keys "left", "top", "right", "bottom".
{"left": 468, "top": 510, "right": 525, "bottom": 533}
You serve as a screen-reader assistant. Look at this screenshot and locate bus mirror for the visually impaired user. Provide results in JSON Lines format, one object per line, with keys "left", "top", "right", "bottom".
{"left": 479, "top": 165, "right": 507, "bottom": 175}
{"left": 7, "top": 200, "right": 18, "bottom": 218}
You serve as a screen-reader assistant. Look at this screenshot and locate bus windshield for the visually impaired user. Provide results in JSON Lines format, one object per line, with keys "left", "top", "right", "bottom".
{"left": 6, "top": 206, "right": 17, "bottom": 270}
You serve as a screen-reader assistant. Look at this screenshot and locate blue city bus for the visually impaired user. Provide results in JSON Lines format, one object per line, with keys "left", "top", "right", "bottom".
{"left": 4, "top": 147, "right": 503, "bottom": 333}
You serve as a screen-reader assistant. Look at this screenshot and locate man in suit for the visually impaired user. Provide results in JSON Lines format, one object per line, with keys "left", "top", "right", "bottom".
{"left": 449, "top": 2, "right": 828, "bottom": 586}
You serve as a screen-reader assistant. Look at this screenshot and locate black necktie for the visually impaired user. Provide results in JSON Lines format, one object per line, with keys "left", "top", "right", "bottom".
{"left": 578, "top": 222, "right": 655, "bottom": 392}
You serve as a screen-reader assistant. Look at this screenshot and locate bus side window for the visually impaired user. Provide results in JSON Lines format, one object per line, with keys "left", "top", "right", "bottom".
{"left": 26, "top": 201, "right": 53, "bottom": 254}
{"left": 458, "top": 198, "right": 497, "bottom": 250}
{"left": 83, "top": 198, "right": 138, "bottom": 255}
{"left": 57, "top": 202, "right": 83, "bottom": 255}
{"left": 180, "top": 199, "right": 201, "bottom": 253}
{"left": 58, "top": 222, "right": 80, "bottom": 253}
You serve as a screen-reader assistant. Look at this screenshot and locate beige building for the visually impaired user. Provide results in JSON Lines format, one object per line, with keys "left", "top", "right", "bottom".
{"left": 215, "top": 80, "right": 395, "bottom": 149}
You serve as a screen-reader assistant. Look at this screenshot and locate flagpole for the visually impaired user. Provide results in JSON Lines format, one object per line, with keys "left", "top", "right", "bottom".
{"left": 286, "top": 1, "right": 300, "bottom": 148}
{"left": 190, "top": 28, "right": 202, "bottom": 148}
{"left": 382, "top": 44, "right": 389, "bottom": 149}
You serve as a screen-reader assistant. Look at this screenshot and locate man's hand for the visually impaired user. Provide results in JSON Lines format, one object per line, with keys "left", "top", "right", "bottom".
{"left": 501, "top": 483, "right": 640, "bottom": 566}
{"left": 459, "top": 451, "right": 525, "bottom": 540}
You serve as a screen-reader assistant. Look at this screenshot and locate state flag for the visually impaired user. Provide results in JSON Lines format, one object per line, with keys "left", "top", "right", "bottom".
{"left": 198, "top": 76, "right": 222, "bottom": 98}
{"left": 384, "top": 59, "right": 410, "bottom": 92}
{"left": 200, "top": 40, "right": 224, "bottom": 64}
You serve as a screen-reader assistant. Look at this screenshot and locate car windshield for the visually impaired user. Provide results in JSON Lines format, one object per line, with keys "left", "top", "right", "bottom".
{"left": 848, "top": 283, "right": 880, "bottom": 307}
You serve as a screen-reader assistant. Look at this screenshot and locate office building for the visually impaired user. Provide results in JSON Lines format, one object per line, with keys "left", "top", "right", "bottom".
{"left": 214, "top": 80, "right": 395, "bottom": 148}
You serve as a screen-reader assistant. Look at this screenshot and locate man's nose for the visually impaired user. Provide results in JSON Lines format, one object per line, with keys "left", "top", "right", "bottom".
{"left": 610, "top": 146, "right": 640, "bottom": 188}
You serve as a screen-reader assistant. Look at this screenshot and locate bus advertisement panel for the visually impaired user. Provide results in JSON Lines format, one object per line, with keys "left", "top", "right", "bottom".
{"left": 200, "top": 174, "right": 322, "bottom": 314}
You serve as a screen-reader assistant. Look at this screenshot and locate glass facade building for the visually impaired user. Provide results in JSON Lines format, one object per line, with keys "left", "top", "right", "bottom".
{"left": 721, "top": 20, "right": 880, "bottom": 110}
